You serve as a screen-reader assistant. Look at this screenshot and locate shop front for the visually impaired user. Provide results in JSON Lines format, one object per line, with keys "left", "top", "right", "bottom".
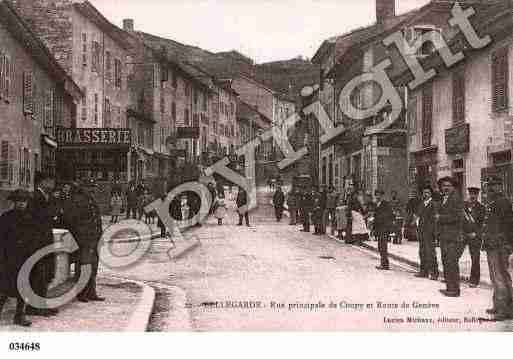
{"left": 56, "top": 127, "right": 131, "bottom": 212}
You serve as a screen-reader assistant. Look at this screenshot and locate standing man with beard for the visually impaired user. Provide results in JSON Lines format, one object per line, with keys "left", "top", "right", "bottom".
{"left": 459, "top": 187, "right": 486, "bottom": 288}
{"left": 437, "top": 176, "right": 464, "bottom": 297}
{"left": 482, "top": 176, "right": 513, "bottom": 321}
{"left": 27, "top": 172, "right": 59, "bottom": 317}
{"left": 415, "top": 185, "right": 440, "bottom": 280}
{"left": 63, "top": 181, "right": 105, "bottom": 303}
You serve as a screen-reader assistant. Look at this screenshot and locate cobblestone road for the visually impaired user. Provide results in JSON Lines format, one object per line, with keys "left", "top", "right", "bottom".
{"left": 101, "top": 190, "right": 513, "bottom": 331}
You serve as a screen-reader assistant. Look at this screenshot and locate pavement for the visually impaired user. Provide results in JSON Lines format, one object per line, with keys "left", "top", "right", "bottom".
{"left": 0, "top": 276, "right": 148, "bottom": 332}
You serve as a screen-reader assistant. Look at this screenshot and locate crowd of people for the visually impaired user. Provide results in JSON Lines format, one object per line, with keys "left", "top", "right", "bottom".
{"left": 271, "top": 175, "right": 513, "bottom": 321}
{"left": 0, "top": 173, "right": 105, "bottom": 327}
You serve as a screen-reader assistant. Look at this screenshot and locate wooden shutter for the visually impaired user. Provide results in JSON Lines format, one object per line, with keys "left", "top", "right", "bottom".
{"left": 492, "top": 47, "right": 509, "bottom": 112}
{"left": 422, "top": 83, "right": 433, "bottom": 148}
{"left": 23, "top": 71, "right": 33, "bottom": 114}
{"left": 0, "top": 141, "right": 8, "bottom": 181}
{"left": 452, "top": 69, "right": 465, "bottom": 125}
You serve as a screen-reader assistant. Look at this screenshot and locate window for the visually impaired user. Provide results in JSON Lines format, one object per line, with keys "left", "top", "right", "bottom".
{"left": 82, "top": 33, "right": 87, "bottom": 67}
{"left": 153, "top": 64, "right": 159, "bottom": 89}
{"left": 114, "top": 59, "right": 122, "bottom": 88}
{"left": 92, "top": 41, "right": 101, "bottom": 73}
{"left": 81, "top": 88, "right": 87, "bottom": 122}
{"left": 160, "top": 96, "right": 165, "bottom": 116}
{"left": 193, "top": 113, "right": 199, "bottom": 127}
{"left": 452, "top": 69, "right": 465, "bottom": 125}
{"left": 23, "top": 71, "right": 33, "bottom": 114}
{"left": 422, "top": 83, "right": 433, "bottom": 148}
{"left": 104, "top": 98, "right": 111, "bottom": 127}
{"left": 184, "top": 109, "right": 190, "bottom": 126}
{"left": 105, "top": 51, "right": 112, "bottom": 82}
{"left": 172, "top": 70, "right": 177, "bottom": 89}
{"left": 231, "top": 102, "right": 234, "bottom": 116}
{"left": 203, "top": 92, "right": 207, "bottom": 111}
{"left": 171, "top": 102, "right": 176, "bottom": 122}
{"left": 0, "top": 140, "right": 9, "bottom": 181}
{"left": 185, "top": 83, "right": 190, "bottom": 97}
{"left": 0, "top": 51, "right": 4, "bottom": 99}
{"left": 94, "top": 93, "right": 99, "bottom": 125}
{"left": 407, "top": 96, "right": 417, "bottom": 134}
{"left": 1, "top": 54, "right": 13, "bottom": 102}
{"left": 194, "top": 89, "right": 198, "bottom": 105}
{"left": 44, "top": 90, "right": 54, "bottom": 130}
{"left": 492, "top": 47, "right": 509, "bottom": 112}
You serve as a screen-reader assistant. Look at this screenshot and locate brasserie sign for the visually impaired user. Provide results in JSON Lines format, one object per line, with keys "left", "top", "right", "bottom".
{"left": 57, "top": 128, "right": 132, "bottom": 147}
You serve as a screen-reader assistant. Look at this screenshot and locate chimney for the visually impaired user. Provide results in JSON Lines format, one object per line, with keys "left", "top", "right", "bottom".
{"left": 123, "top": 18, "right": 134, "bottom": 32}
{"left": 376, "top": 0, "right": 395, "bottom": 25}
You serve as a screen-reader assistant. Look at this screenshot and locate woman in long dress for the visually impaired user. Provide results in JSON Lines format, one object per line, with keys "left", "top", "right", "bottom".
{"left": 347, "top": 191, "right": 369, "bottom": 245}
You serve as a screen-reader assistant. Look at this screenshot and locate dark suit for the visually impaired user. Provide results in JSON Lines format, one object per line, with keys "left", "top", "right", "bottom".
{"left": 236, "top": 189, "right": 250, "bottom": 226}
{"left": 300, "top": 191, "right": 314, "bottom": 232}
{"left": 438, "top": 192, "right": 464, "bottom": 294}
{"left": 417, "top": 199, "right": 439, "bottom": 277}
{"left": 459, "top": 201, "right": 485, "bottom": 285}
{"left": 374, "top": 200, "right": 394, "bottom": 268}
{"left": 29, "top": 189, "right": 55, "bottom": 302}
{"left": 273, "top": 190, "right": 285, "bottom": 222}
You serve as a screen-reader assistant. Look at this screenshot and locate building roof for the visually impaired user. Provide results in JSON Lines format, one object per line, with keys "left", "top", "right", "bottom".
{"left": 237, "top": 101, "right": 271, "bottom": 129}
{"left": 0, "top": 0, "right": 82, "bottom": 100}
{"left": 73, "top": 1, "right": 132, "bottom": 51}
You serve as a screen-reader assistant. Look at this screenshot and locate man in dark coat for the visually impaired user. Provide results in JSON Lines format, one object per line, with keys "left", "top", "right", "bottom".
{"left": 286, "top": 188, "right": 299, "bottom": 225}
{"left": 0, "top": 190, "right": 37, "bottom": 326}
{"left": 482, "top": 177, "right": 513, "bottom": 321}
{"left": 415, "top": 185, "right": 440, "bottom": 280}
{"left": 236, "top": 186, "right": 250, "bottom": 227}
{"left": 437, "top": 176, "right": 464, "bottom": 297}
{"left": 459, "top": 187, "right": 486, "bottom": 287}
{"left": 374, "top": 189, "right": 395, "bottom": 270}
{"left": 62, "top": 182, "right": 105, "bottom": 303}
{"left": 126, "top": 181, "right": 139, "bottom": 219}
{"left": 27, "top": 172, "right": 58, "bottom": 317}
{"left": 319, "top": 186, "right": 328, "bottom": 234}
{"left": 273, "top": 186, "right": 285, "bottom": 222}
{"left": 299, "top": 187, "right": 314, "bottom": 232}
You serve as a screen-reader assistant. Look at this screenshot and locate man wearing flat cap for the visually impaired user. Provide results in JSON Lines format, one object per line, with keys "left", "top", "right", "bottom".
{"left": 482, "top": 176, "right": 513, "bottom": 321}
{"left": 459, "top": 186, "right": 486, "bottom": 287}
{"left": 374, "top": 189, "right": 395, "bottom": 270}
{"left": 437, "top": 176, "right": 464, "bottom": 297}
{"left": 0, "top": 190, "right": 36, "bottom": 326}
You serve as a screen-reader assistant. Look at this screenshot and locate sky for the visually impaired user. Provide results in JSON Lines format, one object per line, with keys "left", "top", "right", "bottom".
{"left": 90, "top": 0, "right": 431, "bottom": 64}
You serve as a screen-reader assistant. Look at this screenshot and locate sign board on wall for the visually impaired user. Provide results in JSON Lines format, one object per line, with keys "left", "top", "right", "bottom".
{"left": 57, "top": 128, "right": 131, "bottom": 147}
{"left": 177, "top": 127, "right": 200, "bottom": 139}
{"left": 445, "top": 123, "right": 470, "bottom": 154}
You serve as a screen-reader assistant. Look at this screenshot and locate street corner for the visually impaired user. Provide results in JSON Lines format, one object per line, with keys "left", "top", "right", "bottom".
{"left": 0, "top": 276, "right": 149, "bottom": 332}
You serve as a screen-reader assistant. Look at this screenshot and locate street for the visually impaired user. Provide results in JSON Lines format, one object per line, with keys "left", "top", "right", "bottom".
{"left": 101, "top": 190, "right": 513, "bottom": 331}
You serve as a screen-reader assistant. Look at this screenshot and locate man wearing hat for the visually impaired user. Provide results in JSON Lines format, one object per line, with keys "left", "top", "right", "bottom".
{"left": 459, "top": 186, "right": 486, "bottom": 287}
{"left": 482, "top": 176, "right": 513, "bottom": 321}
{"left": 415, "top": 184, "right": 440, "bottom": 280}
{"left": 374, "top": 189, "right": 395, "bottom": 270}
{"left": 0, "top": 190, "right": 37, "bottom": 326}
{"left": 27, "top": 172, "right": 59, "bottom": 316}
{"left": 437, "top": 176, "right": 464, "bottom": 297}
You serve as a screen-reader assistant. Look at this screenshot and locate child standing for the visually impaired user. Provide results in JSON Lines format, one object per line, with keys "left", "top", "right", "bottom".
{"left": 110, "top": 191, "right": 123, "bottom": 224}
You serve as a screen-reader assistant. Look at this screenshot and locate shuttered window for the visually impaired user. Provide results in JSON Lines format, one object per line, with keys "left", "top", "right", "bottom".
{"left": 92, "top": 41, "right": 101, "bottom": 73}
{"left": 82, "top": 33, "right": 87, "bottom": 67}
{"left": 114, "top": 59, "right": 122, "bottom": 88}
{"left": 81, "top": 88, "right": 87, "bottom": 122}
{"left": 105, "top": 51, "right": 112, "bottom": 83}
{"left": 3, "top": 56, "right": 13, "bottom": 102}
{"left": 422, "top": 83, "right": 433, "bottom": 148}
{"left": 24, "top": 71, "right": 35, "bottom": 115}
{"left": 94, "top": 93, "right": 99, "bottom": 124}
{"left": 492, "top": 47, "right": 509, "bottom": 112}
{"left": 452, "top": 69, "right": 465, "bottom": 125}
{"left": 0, "top": 51, "right": 4, "bottom": 100}
{"left": 104, "top": 98, "right": 111, "bottom": 127}
{"left": 171, "top": 102, "right": 176, "bottom": 122}
{"left": 0, "top": 141, "right": 8, "bottom": 181}
{"left": 44, "top": 90, "right": 54, "bottom": 129}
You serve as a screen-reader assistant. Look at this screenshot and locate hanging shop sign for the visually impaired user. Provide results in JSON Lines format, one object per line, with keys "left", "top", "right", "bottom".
{"left": 57, "top": 128, "right": 132, "bottom": 147}
{"left": 445, "top": 123, "right": 470, "bottom": 155}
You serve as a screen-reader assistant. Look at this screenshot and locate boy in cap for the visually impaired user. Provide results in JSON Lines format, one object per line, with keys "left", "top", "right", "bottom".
{"left": 459, "top": 186, "right": 486, "bottom": 287}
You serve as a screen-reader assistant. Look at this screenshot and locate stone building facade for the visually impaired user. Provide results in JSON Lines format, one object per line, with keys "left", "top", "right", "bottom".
{"left": 0, "top": 0, "right": 81, "bottom": 213}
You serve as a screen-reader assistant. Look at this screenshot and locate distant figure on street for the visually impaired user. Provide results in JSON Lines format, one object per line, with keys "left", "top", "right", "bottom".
{"left": 0, "top": 190, "right": 38, "bottom": 327}
{"left": 273, "top": 186, "right": 285, "bottom": 222}
{"left": 312, "top": 196, "right": 324, "bottom": 235}
{"left": 459, "top": 187, "right": 486, "bottom": 287}
{"left": 319, "top": 186, "right": 328, "bottom": 234}
{"left": 482, "top": 176, "right": 513, "bottom": 321}
{"left": 299, "top": 187, "right": 314, "bottom": 233}
{"left": 348, "top": 191, "right": 369, "bottom": 245}
{"left": 110, "top": 190, "right": 123, "bottom": 224}
{"left": 207, "top": 182, "right": 217, "bottom": 215}
{"left": 390, "top": 190, "right": 403, "bottom": 244}
{"left": 335, "top": 197, "right": 348, "bottom": 241}
{"left": 125, "top": 182, "right": 139, "bottom": 220}
{"left": 415, "top": 184, "right": 440, "bottom": 280}
{"left": 286, "top": 188, "right": 299, "bottom": 225}
{"left": 437, "top": 176, "right": 464, "bottom": 297}
{"left": 236, "top": 186, "right": 250, "bottom": 227}
{"left": 214, "top": 185, "right": 227, "bottom": 225}
{"left": 405, "top": 189, "right": 420, "bottom": 242}
{"left": 374, "top": 189, "right": 395, "bottom": 271}
{"left": 326, "top": 186, "right": 339, "bottom": 235}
